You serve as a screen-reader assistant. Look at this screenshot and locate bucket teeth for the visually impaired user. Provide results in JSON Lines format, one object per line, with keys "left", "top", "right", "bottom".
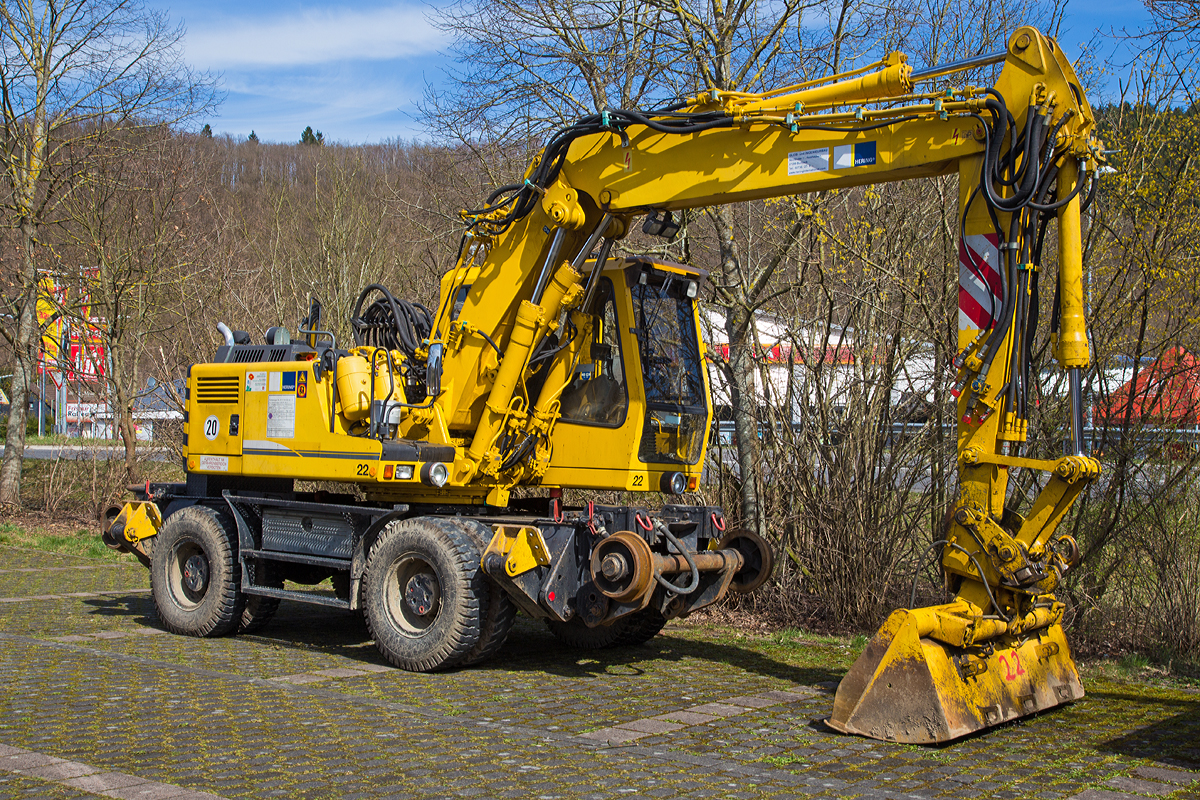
{"left": 829, "top": 609, "right": 1083, "bottom": 744}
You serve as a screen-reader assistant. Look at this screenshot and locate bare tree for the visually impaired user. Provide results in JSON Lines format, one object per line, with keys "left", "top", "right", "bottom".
{"left": 54, "top": 127, "right": 201, "bottom": 483}
{"left": 1145, "top": 0, "right": 1200, "bottom": 50}
{"left": 0, "top": 0, "right": 216, "bottom": 506}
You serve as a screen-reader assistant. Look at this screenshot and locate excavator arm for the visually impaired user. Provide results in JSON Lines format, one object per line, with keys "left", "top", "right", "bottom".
{"left": 430, "top": 26, "right": 1103, "bottom": 742}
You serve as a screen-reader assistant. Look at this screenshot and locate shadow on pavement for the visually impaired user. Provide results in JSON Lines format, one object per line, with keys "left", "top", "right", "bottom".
{"left": 1093, "top": 690, "right": 1200, "bottom": 769}
{"left": 81, "top": 592, "right": 841, "bottom": 688}
{"left": 82, "top": 593, "right": 156, "bottom": 624}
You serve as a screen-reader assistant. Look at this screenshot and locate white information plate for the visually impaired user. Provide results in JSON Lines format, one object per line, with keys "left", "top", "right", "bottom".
{"left": 198, "top": 455, "right": 228, "bottom": 472}
{"left": 266, "top": 394, "right": 296, "bottom": 439}
{"left": 788, "top": 148, "right": 829, "bottom": 175}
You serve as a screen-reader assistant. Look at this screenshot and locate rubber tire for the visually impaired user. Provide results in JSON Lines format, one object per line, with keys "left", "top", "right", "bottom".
{"left": 546, "top": 616, "right": 627, "bottom": 649}
{"left": 240, "top": 561, "right": 282, "bottom": 634}
{"left": 363, "top": 518, "right": 486, "bottom": 671}
{"left": 547, "top": 608, "right": 667, "bottom": 649}
{"left": 451, "top": 518, "right": 517, "bottom": 666}
{"left": 610, "top": 608, "right": 667, "bottom": 647}
{"left": 150, "top": 505, "right": 244, "bottom": 637}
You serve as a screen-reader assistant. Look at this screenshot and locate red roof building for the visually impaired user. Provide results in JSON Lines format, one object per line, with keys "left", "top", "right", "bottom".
{"left": 1095, "top": 347, "right": 1200, "bottom": 426}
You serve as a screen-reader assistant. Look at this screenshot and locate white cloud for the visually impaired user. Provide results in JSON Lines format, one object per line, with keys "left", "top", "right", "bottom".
{"left": 184, "top": 5, "right": 445, "bottom": 68}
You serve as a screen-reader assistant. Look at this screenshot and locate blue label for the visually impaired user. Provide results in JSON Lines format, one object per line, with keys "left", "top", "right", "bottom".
{"left": 854, "top": 141, "right": 877, "bottom": 166}
{"left": 282, "top": 371, "right": 296, "bottom": 392}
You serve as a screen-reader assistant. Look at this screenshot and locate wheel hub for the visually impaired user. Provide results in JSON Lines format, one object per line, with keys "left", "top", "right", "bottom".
{"left": 182, "top": 554, "right": 209, "bottom": 594}
{"left": 404, "top": 572, "right": 439, "bottom": 616}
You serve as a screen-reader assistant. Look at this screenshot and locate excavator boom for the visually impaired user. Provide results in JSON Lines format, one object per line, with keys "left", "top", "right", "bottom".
{"left": 436, "top": 26, "right": 1099, "bottom": 742}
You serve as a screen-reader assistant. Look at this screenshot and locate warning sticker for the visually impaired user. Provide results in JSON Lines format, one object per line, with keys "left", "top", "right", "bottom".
{"left": 198, "top": 455, "right": 228, "bottom": 472}
{"left": 266, "top": 394, "right": 296, "bottom": 439}
{"left": 245, "top": 372, "right": 266, "bottom": 392}
{"left": 788, "top": 148, "right": 829, "bottom": 175}
{"left": 268, "top": 372, "right": 282, "bottom": 392}
{"left": 297, "top": 371, "right": 307, "bottom": 398}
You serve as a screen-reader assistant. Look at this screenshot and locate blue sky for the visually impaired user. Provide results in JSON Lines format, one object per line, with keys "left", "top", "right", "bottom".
{"left": 149, "top": 0, "right": 1158, "bottom": 145}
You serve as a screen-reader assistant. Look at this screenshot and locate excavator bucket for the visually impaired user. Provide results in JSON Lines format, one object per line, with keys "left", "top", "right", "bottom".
{"left": 828, "top": 609, "right": 1084, "bottom": 743}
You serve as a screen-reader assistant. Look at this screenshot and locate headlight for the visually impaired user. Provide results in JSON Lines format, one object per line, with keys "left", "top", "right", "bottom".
{"left": 421, "top": 462, "right": 449, "bottom": 488}
{"left": 660, "top": 471, "right": 687, "bottom": 495}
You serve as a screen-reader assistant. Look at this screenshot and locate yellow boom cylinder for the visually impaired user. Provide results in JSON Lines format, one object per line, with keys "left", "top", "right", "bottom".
{"left": 1056, "top": 159, "right": 1090, "bottom": 369}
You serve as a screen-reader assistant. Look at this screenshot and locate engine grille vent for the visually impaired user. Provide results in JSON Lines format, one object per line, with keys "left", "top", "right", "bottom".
{"left": 230, "top": 346, "right": 290, "bottom": 363}
{"left": 232, "top": 348, "right": 265, "bottom": 363}
{"left": 195, "top": 376, "right": 240, "bottom": 404}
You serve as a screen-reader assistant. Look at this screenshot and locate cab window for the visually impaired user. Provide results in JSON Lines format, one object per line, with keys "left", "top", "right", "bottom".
{"left": 559, "top": 279, "right": 628, "bottom": 426}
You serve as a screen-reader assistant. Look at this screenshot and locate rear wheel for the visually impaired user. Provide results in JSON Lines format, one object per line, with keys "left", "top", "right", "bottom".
{"left": 150, "top": 505, "right": 243, "bottom": 637}
{"left": 363, "top": 518, "right": 485, "bottom": 671}
{"left": 239, "top": 561, "right": 282, "bottom": 634}
{"left": 451, "top": 518, "right": 517, "bottom": 666}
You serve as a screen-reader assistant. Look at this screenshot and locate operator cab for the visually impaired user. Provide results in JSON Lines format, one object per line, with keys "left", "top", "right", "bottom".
{"left": 546, "top": 257, "right": 712, "bottom": 491}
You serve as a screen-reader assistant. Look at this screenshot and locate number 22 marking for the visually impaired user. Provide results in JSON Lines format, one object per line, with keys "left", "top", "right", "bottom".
{"left": 999, "top": 652, "right": 1027, "bottom": 681}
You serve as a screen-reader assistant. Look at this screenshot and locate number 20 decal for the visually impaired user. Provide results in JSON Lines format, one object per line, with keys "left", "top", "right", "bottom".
{"left": 998, "top": 652, "right": 1027, "bottom": 682}
{"left": 203, "top": 415, "right": 220, "bottom": 441}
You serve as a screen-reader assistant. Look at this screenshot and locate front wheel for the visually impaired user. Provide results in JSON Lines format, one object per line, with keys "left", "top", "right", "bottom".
{"left": 363, "top": 518, "right": 486, "bottom": 671}
{"left": 547, "top": 608, "right": 668, "bottom": 649}
{"left": 150, "top": 505, "right": 244, "bottom": 637}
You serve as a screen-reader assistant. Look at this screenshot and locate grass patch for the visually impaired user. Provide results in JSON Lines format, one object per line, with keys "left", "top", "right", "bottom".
{"left": 1085, "top": 657, "right": 1200, "bottom": 693}
{"left": 22, "top": 434, "right": 122, "bottom": 446}
{"left": 1120, "top": 654, "right": 1151, "bottom": 672}
{"left": 0, "top": 521, "right": 136, "bottom": 562}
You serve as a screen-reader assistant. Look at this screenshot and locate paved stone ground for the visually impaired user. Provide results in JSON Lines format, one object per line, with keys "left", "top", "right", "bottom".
{"left": 1, "top": 543, "right": 1198, "bottom": 800}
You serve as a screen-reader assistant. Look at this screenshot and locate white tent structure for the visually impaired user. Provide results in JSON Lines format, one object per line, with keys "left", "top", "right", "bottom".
{"left": 699, "top": 306, "right": 940, "bottom": 427}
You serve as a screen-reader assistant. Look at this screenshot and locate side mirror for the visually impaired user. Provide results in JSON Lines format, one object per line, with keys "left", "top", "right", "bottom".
{"left": 642, "top": 209, "right": 680, "bottom": 239}
{"left": 425, "top": 343, "right": 444, "bottom": 398}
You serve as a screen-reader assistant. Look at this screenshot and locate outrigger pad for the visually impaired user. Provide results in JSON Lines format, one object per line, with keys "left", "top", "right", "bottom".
{"left": 827, "top": 610, "right": 1084, "bottom": 743}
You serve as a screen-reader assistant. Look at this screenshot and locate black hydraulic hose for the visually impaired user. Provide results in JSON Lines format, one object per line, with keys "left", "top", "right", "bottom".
{"left": 351, "top": 284, "right": 433, "bottom": 360}
{"left": 1008, "top": 267, "right": 1029, "bottom": 418}
{"left": 1028, "top": 160, "right": 1089, "bottom": 212}
{"left": 794, "top": 115, "right": 920, "bottom": 133}
{"left": 617, "top": 108, "right": 738, "bottom": 135}
{"left": 486, "top": 183, "right": 522, "bottom": 205}
{"left": 975, "top": 102, "right": 1049, "bottom": 214}
{"left": 995, "top": 112, "right": 1045, "bottom": 210}
{"left": 654, "top": 523, "right": 700, "bottom": 595}
{"left": 500, "top": 433, "right": 537, "bottom": 470}
{"left": 477, "top": 329, "right": 502, "bottom": 358}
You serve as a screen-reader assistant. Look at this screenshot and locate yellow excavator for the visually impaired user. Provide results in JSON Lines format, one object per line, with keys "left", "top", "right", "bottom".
{"left": 104, "top": 26, "right": 1102, "bottom": 743}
